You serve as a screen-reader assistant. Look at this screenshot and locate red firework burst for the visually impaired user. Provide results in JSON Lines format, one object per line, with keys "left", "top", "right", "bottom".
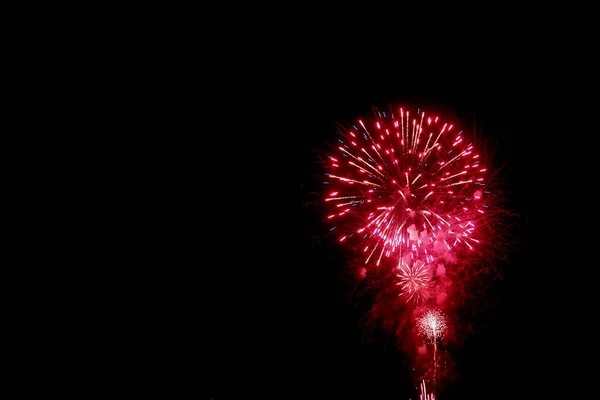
{"left": 396, "top": 259, "right": 433, "bottom": 304}
{"left": 324, "top": 106, "right": 490, "bottom": 266}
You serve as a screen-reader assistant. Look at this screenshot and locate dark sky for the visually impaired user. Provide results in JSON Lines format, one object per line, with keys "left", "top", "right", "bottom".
{"left": 202, "top": 49, "right": 584, "bottom": 398}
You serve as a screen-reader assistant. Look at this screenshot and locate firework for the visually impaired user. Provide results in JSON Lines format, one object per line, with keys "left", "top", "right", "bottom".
{"left": 324, "top": 106, "right": 490, "bottom": 266}
{"left": 320, "top": 104, "right": 512, "bottom": 399}
{"left": 396, "top": 259, "right": 433, "bottom": 304}
{"left": 418, "top": 380, "right": 435, "bottom": 400}
{"left": 417, "top": 308, "right": 447, "bottom": 387}
{"left": 417, "top": 308, "right": 447, "bottom": 342}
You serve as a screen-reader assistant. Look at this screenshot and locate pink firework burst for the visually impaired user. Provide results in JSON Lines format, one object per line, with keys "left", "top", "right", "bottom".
{"left": 417, "top": 308, "right": 447, "bottom": 342}
{"left": 324, "top": 106, "right": 490, "bottom": 266}
{"left": 396, "top": 259, "right": 433, "bottom": 304}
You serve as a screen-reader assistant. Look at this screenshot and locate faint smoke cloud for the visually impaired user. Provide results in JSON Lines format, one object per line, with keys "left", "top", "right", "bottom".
{"left": 436, "top": 264, "right": 446, "bottom": 276}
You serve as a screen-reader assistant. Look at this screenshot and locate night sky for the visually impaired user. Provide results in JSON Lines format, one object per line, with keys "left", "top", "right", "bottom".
{"left": 203, "top": 52, "right": 581, "bottom": 398}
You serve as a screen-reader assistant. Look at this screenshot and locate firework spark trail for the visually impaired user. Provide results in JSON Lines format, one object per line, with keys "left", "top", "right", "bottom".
{"left": 417, "top": 309, "right": 447, "bottom": 386}
{"left": 324, "top": 106, "right": 490, "bottom": 266}
{"left": 418, "top": 379, "right": 435, "bottom": 400}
